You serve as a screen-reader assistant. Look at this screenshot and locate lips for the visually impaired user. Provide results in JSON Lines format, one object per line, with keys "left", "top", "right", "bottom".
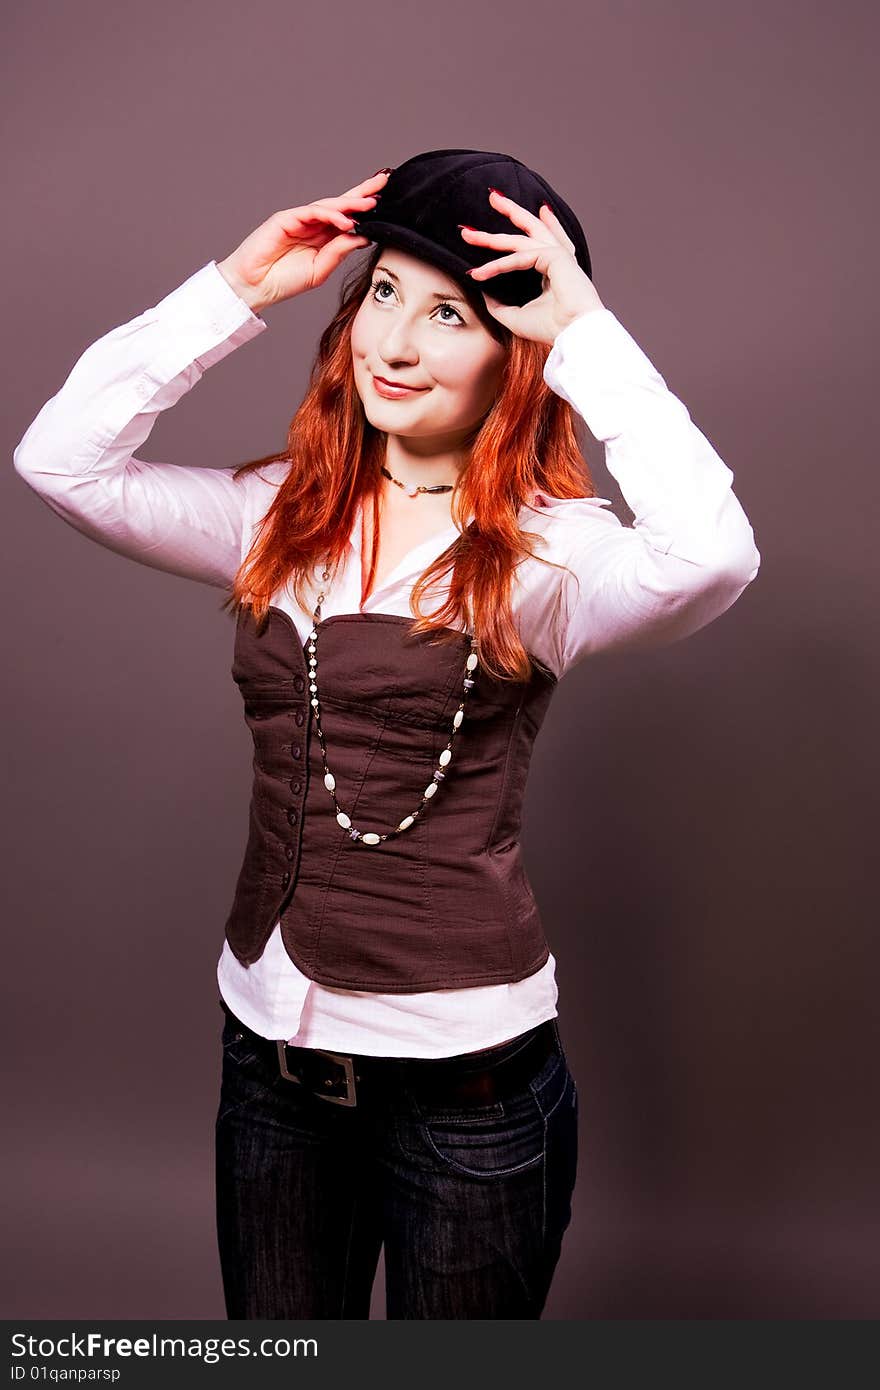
{"left": 372, "top": 375, "right": 428, "bottom": 397}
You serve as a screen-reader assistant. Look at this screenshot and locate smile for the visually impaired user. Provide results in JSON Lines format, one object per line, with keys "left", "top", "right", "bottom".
{"left": 371, "top": 375, "right": 430, "bottom": 399}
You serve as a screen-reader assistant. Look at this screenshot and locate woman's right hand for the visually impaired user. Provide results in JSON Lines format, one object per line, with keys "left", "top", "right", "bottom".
{"left": 215, "top": 169, "right": 390, "bottom": 313}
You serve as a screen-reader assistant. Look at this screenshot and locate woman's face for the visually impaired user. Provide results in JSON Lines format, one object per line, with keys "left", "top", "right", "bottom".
{"left": 349, "top": 248, "right": 508, "bottom": 450}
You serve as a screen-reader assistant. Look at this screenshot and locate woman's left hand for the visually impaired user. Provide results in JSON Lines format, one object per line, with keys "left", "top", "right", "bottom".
{"left": 461, "top": 189, "right": 605, "bottom": 346}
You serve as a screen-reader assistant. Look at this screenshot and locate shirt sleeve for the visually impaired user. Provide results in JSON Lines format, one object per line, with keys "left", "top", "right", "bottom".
{"left": 538, "top": 307, "right": 762, "bottom": 677}
{"left": 12, "top": 260, "right": 269, "bottom": 589}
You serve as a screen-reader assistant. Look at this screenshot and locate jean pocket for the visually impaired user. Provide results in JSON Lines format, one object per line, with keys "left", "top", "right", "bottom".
{"left": 417, "top": 1090, "right": 546, "bottom": 1179}
{"left": 528, "top": 1035, "right": 571, "bottom": 1118}
{"left": 220, "top": 1016, "right": 266, "bottom": 1073}
{"left": 217, "top": 1035, "right": 279, "bottom": 1126}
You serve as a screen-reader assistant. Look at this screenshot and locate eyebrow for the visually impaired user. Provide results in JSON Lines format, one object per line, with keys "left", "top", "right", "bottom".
{"left": 374, "top": 265, "right": 470, "bottom": 306}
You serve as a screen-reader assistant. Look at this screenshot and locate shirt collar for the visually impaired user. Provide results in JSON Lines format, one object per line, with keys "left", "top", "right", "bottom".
{"left": 345, "top": 488, "right": 552, "bottom": 595}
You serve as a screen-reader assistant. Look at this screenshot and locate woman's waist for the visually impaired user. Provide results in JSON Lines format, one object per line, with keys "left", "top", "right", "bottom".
{"left": 219, "top": 993, "right": 562, "bottom": 1110}
{"left": 217, "top": 937, "right": 558, "bottom": 1058}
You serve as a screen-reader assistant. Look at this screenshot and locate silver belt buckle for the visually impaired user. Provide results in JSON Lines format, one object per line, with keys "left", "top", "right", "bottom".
{"left": 276, "top": 1041, "right": 358, "bottom": 1106}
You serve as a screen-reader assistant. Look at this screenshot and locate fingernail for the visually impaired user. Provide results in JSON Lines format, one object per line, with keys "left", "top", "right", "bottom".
{"left": 541, "top": 201, "right": 556, "bottom": 215}
{"left": 488, "top": 186, "right": 504, "bottom": 197}
{"left": 458, "top": 224, "right": 475, "bottom": 231}
{"left": 373, "top": 167, "right": 393, "bottom": 176}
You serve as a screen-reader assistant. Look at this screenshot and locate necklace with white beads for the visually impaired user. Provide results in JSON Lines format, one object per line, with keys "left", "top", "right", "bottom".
{"left": 308, "top": 563, "right": 479, "bottom": 847}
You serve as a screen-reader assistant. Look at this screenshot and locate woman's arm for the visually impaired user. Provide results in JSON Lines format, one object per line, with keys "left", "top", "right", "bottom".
{"left": 538, "top": 308, "right": 761, "bottom": 677}
{"left": 12, "top": 261, "right": 268, "bottom": 589}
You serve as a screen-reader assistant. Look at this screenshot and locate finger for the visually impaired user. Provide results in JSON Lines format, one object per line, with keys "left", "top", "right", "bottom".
{"left": 312, "top": 231, "right": 370, "bottom": 279}
{"left": 309, "top": 193, "right": 378, "bottom": 219}
{"left": 538, "top": 203, "right": 576, "bottom": 254}
{"left": 487, "top": 188, "right": 547, "bottom": 235}
{"left": 356, "top": 167, "right": 393, "bottom": 187}
{"left": 468, "top": 250, "right": 541, "bottom": 279}
{"left": 481, "top": 293, "right": 509, "bottom": 318}
{"left": 459, "top": 226, "right": 536, "bottom": 253}
{"left": 306, "top": 209, "right": 357, "bottom": 229}
{"left": 280, "top": 205, "right": 358, "bottom": 236}
{"left": 334, "top": 169, "right": 392, "bottom": 201}
{"left": 277, "top": 203, "right": 352, "bottom": 228}
{"left": 357, "top": 168, "right": 393, "bottom": 189}
{"left": 296, "top": 187, "right": 381, "bottom": 225}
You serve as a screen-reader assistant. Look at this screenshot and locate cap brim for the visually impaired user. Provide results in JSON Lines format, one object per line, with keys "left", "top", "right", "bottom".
{"left": 354, "top": 217, "right": 546, "bottom": 309}
{"left": 355, "top": 219, "right": 477, "bottom": 288}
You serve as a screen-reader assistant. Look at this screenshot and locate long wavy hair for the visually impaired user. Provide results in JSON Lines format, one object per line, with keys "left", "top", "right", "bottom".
{"left": 219, "top": 241, "right": 597, "bottom": 682}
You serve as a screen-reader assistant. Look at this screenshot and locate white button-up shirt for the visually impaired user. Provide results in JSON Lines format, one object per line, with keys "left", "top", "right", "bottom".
{"left": 13, "top": 259, "right": 760, "bottom": 1056}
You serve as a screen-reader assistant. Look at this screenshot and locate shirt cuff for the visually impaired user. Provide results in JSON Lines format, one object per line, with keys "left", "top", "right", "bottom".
{"left": 143, "top": 259, "right": 269, "bottom": 383}
{"left": 543, "top": 307, "right": 671, "bottom": 442}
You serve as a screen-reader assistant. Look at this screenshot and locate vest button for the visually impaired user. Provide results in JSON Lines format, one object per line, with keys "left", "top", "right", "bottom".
{"left": 289, "top": 779, "right": 302, "bottom": 795}
{"left": 291, "top": 744, "right": 302, "bottom": 759}
{"left": 287, "top": 807, "right": 299, "bottom": 826}
{"left": 281, "top": 870, "right": 291, "bottom": 889}
{"left": 294, "top": 675, "right": 305, "bottom": 692}
{"left": 295, "top": 710, "right": 305, "bottom": 726}
{"left": 285, "top": 845, "right": 295, "bottom": 860}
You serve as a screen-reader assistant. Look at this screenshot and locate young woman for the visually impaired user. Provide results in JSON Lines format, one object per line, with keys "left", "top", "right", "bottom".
{"left": 13, "top": 150, "right": 761, "bottom": 1320}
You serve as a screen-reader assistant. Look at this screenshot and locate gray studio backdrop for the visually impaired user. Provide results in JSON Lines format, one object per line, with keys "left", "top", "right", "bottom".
{"left": 4, "top": 0, "right": 877, "bottom": 1319}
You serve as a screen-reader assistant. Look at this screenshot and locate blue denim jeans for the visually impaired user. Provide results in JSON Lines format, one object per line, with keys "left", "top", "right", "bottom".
{"left": 214, "top": 1002, "right": 579, "bottom": 1319}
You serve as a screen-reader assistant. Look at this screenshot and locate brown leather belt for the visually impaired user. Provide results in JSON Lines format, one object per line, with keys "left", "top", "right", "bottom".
{"left": 221, "top": 1000, "right": 557, "bottom": 1109}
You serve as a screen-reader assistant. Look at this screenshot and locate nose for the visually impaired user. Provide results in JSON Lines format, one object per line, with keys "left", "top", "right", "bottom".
{"left": 376, "top": 318, "right": 421, "bottom": 367}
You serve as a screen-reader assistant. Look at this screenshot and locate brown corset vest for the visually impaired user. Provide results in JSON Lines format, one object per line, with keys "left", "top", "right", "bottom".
{"left": 222, "top": 604, "right": 558, "bottom": 992}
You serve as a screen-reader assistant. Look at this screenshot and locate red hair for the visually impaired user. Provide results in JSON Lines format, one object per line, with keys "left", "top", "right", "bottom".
{"left": 220, "top": 243, "right": 597, "bottom": 682}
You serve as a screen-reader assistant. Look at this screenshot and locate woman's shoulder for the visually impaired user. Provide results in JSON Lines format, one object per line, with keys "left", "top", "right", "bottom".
{"left": 239, "top": 460, "right": 293, "bottom": 540}
{"left": 247, "top": 459, "right": 293, "bottom": 489}
{"left": 239, "top": 458, "right": 292, "bottom": 507}
{"left": 519, "top": 487, "right": 618, "bottom": 532}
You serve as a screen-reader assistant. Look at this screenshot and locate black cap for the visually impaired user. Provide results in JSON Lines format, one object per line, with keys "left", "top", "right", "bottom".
{"left": 351, "top": 148, "right": 592, "bottom": 308}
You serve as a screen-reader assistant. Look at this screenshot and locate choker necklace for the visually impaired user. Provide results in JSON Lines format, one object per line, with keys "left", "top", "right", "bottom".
{"left": 381, "top": 465, "right": 455, "bottom": 497}
{"left": 307, "top": 561, "right": 479, "bottom": 848}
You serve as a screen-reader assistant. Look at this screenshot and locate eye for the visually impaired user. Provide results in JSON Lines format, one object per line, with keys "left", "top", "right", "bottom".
{"left": 369, "top": 277, "right": 465, "bottom": 326}
{"left": 370, "top": 276, "right": 396, "bottom": 304}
